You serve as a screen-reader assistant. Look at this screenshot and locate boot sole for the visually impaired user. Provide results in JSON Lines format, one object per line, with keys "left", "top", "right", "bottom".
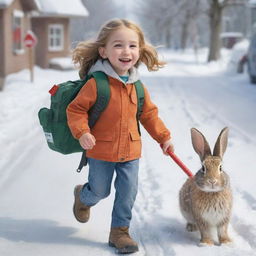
{"left": 73, "top": 186, "right": 88, "bottom": 223}
{"left": 108, "top": 241, "right": 139, "bottom": 254}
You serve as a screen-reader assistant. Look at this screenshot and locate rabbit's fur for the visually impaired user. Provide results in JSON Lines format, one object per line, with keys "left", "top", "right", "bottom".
{"left": 179, "top": 127, "right": 232, "bottom": 246}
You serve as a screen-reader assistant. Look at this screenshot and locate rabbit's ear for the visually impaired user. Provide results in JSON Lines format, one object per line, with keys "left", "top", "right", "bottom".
{"left": 191, "top": 128, "right": 211, "bottom": 161}
{"left": 213, "top": 127, "right": 229, "bottom": 158}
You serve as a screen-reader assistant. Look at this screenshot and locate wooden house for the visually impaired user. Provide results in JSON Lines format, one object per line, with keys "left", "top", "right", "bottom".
{"left": 0, "top": 0, "right": 88, "bottom": 89}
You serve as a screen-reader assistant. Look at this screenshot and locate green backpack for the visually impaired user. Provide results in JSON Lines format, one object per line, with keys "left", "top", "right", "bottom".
{"left": 38, "top": 71, "right": 145, "bottom": 167}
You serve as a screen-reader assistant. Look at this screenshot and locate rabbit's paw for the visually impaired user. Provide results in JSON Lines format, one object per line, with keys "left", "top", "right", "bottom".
{"left": 220, "top": 237, "right": 233, "bottom": 246}
{"left": 198, "top": 239, "right": 214, "bottom": 247}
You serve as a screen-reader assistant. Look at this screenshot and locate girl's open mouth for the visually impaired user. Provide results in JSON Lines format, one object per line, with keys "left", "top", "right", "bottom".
{"left": 119, "top": 58, "right": 132, "bottom": 63}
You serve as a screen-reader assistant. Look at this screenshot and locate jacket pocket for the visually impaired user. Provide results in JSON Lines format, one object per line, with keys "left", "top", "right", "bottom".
{"left": 90, "top": 132, "right": 114, "bottom": 157}
{"left": 129, "top": 130, "right": 142, "bottom": 158}
{"left": 129, "top": 130, "right": 141, "bottom": 141}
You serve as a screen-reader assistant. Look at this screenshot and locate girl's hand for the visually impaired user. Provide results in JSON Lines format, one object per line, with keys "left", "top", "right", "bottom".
{"left": 161, "top": 139, "right": 174, "bottom": 155}
{"left": 79, "top": 132, "right": 96, "bottom": 150}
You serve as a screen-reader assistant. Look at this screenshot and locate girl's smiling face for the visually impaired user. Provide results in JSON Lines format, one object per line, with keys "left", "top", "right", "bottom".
{"left": 99, "top": 27, "right": 140, "bottom": 76}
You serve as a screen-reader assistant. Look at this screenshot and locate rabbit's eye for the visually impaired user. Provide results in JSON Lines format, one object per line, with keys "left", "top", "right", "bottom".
{"left": 219, "top": 165, "right": 223, "bottom": 172}
{"left": 200, "top": 166, "right": 206, "bottom": 174}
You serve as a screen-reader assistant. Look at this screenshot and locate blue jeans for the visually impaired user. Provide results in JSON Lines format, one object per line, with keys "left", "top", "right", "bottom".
{"left": 79, "top": 158, "right": 139, "bottom": 228}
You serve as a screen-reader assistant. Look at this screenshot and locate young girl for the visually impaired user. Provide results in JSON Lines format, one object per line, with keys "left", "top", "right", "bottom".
{"left": 67, "top": 18, "right": 174, "bottom": 254}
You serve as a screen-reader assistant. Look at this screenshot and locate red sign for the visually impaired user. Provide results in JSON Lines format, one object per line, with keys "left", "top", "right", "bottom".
{"left": 24, "top": 31, "right": 37, "bottom": 48}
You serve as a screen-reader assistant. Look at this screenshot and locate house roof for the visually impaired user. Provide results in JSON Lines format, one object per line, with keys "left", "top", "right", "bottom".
{"left": 0, "top": 0, "right": 89, "bottom": 17}
{"left": 34, "top": 0, "right": 89, "bottom": 17}
{"left": 0, "top": 0, "right": 13, "bottom": 8}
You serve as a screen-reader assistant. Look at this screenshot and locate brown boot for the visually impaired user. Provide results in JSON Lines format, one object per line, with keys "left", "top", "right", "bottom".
{"left": 73, "top": 185, "right": 90, "bottom": 223}
{"left": 108, "top": 227, "right": 138, "bottom": 254}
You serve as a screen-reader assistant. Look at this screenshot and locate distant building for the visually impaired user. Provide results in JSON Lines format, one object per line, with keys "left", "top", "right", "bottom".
{"left": 249, "top": 0, "right": 256, "bottom": 33}
{"left": 0, "top": 0, "right": 88, "bottom": 90}
{"left": 220, "top": 0, "right": 256, "bottom": 48}
{"left": 220, "top": 32, "right": 244, "bottom": 49}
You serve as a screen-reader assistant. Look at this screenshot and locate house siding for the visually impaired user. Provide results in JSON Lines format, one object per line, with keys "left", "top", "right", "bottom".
{"left": 0, "top": 9, "right": 5, "bottom": 89}
{"left": 0, "top": 0, "right": 87, "bottom": 89}
{"left": 32, "top": 17, "right": 70, "bottom": 68}
{"left": 4, "top": 0, "right": 31, "bottom": 75}
{"left": 0, "top": 9, "right": 5, "bottom": 78}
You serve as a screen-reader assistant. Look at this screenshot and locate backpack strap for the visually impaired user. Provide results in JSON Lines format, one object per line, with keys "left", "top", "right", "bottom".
{"left": 134, "top": 80, "right": 145, "bottom": 135}
{"left": 77, "top": 151, "right": 88, "bottom": 172}
{"left": 88, "top": 71, "right": 110, "bottom": 127}
{"left": 77, "top": 71, "right": 110, "bottom": 172}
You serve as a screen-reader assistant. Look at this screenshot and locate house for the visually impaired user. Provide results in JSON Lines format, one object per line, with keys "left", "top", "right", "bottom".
{"left": 220, "top": 32, "right": 243, "bottom": 48}
{"left": 219, "top": 0, "right": 256, "bottom": 48}
{"left": 0, "top": 0, "right": 88, "bottom": 89}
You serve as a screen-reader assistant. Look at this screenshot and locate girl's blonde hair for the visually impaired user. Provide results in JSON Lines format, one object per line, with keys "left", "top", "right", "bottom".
{"left": 72, "top": 19, "right": 166, "bottom": 78}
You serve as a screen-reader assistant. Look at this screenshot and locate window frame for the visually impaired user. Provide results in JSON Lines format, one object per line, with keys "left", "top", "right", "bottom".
{"left": 48, "top": 24, "right": 64, "bottom": 52}
{"left": 12, "top": 9, "right": 24, "bottom": 55}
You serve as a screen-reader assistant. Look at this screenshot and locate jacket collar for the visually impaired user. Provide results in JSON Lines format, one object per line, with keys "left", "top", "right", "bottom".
{"left": 89, "top": 59, "right": 140, "bottom": 84}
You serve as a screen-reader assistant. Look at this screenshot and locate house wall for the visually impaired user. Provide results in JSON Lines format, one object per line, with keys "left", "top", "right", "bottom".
{"left": 32, "top": 17, "right": 70, "bottom": 68}
{"left": 1, "top": 0, "right": 76, "bottom": 89}
{"left": 0, "top": 9, "right": 5, "bottom": 86}
{"left": 4, "top": 0, "right": 31, "bottom": 76}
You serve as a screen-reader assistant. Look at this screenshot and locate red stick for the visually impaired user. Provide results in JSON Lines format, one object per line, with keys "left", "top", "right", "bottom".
{"left": 161, "top": 144, "right": 194, "bottom": 178}
{"left": 167, "top": 150, "right": 194, "bottom": 178}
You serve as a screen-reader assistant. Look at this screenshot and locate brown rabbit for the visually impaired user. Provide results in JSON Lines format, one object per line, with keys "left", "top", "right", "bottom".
{"left": 179, "top": 127, "right": 232, "bottom": 246}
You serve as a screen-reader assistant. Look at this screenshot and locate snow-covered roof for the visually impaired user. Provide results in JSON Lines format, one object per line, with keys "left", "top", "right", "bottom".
{"left": 220, "top": 32, "right": 243, "bottom": 38}
{"left": 0, "top": 0, "right": 13, "bottom": 8}
{"left": 0, "top": 0, "right": 89, "bottom": 17}
{"left": 35, "top": 0, "right": 88, "bottom": 17}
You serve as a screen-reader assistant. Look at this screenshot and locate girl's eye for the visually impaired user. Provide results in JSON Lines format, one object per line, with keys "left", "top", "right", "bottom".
{"left": 130, "top": 44, "right": 137, "bottom": 48}
{"left": 114, "top": 44, "right": 122, "bottom": 48}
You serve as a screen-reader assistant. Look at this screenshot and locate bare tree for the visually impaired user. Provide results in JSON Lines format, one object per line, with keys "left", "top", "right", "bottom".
{"left": 180, "top": 0, "right": 207, "bottom": 50}
{"left": 136, "top": 0, "right": 211, "bottom": 50}
{"left": 207, "top": 0, "right": 247, "bottom": 62}
{"left": 207, "top": 0, "right": 226, "bottom": 61}
{"left": 70, "top": 0, "right": 119, "bottom": 46}
{"left": 136, "top": 0, "right": 185, "bottom": 47}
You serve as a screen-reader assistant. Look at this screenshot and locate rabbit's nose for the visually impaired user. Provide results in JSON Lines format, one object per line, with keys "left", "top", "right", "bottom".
{"left": 208, "top": 179, "right": 217, "bottom": 185}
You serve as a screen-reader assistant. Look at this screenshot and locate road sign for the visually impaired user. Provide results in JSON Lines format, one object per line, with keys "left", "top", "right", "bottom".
{"left": 24, "top": 31, "right": 37, "bottom": 48}
{"left": 24, "top": 30, "right": 37, "bottom": 82}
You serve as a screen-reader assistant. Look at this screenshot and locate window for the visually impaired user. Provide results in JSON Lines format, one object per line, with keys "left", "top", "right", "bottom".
{"left": 48, "top": 24, "right": 64, "bottom": 51}
{"left": 12, "top": 10, "right": 24, "bottom": 54}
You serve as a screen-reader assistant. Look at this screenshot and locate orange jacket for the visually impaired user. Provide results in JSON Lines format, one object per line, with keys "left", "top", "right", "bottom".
{"left": 66, "top": 62, "right": 170, "bottom": 162}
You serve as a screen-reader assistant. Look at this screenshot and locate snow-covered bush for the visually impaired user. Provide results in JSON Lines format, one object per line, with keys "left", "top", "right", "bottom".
{"left": 227, "top": 39, "right": 249, "bottom": 73}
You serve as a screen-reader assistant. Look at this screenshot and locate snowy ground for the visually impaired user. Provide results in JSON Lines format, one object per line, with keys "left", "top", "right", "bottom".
{"left": 0, "top": 49, "right": 256, "bottom": 256}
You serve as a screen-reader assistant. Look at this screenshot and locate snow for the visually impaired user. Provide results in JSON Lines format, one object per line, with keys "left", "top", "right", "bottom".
{"left": 227, "top": 39, "right": 249, "bottom": 73}
{"left": 0, "top": 48, "right": 256, "bottom": 256}
{"left": 49, "top": 57, "right": 75, "bottom": 70}
{"left": 220, "top": 32, "right": 243, "bottom": 38}
{"left": 35, "top": 0, "right": 89, "bottom": 17}
{"left": 0, "top": 0, "right": 13, "bottom": 7}
{"left": 0, "top": 0, "right": 88, "bottom": 17}
{"left": 232, "top": 40, "right": 250, "bottom": 51}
